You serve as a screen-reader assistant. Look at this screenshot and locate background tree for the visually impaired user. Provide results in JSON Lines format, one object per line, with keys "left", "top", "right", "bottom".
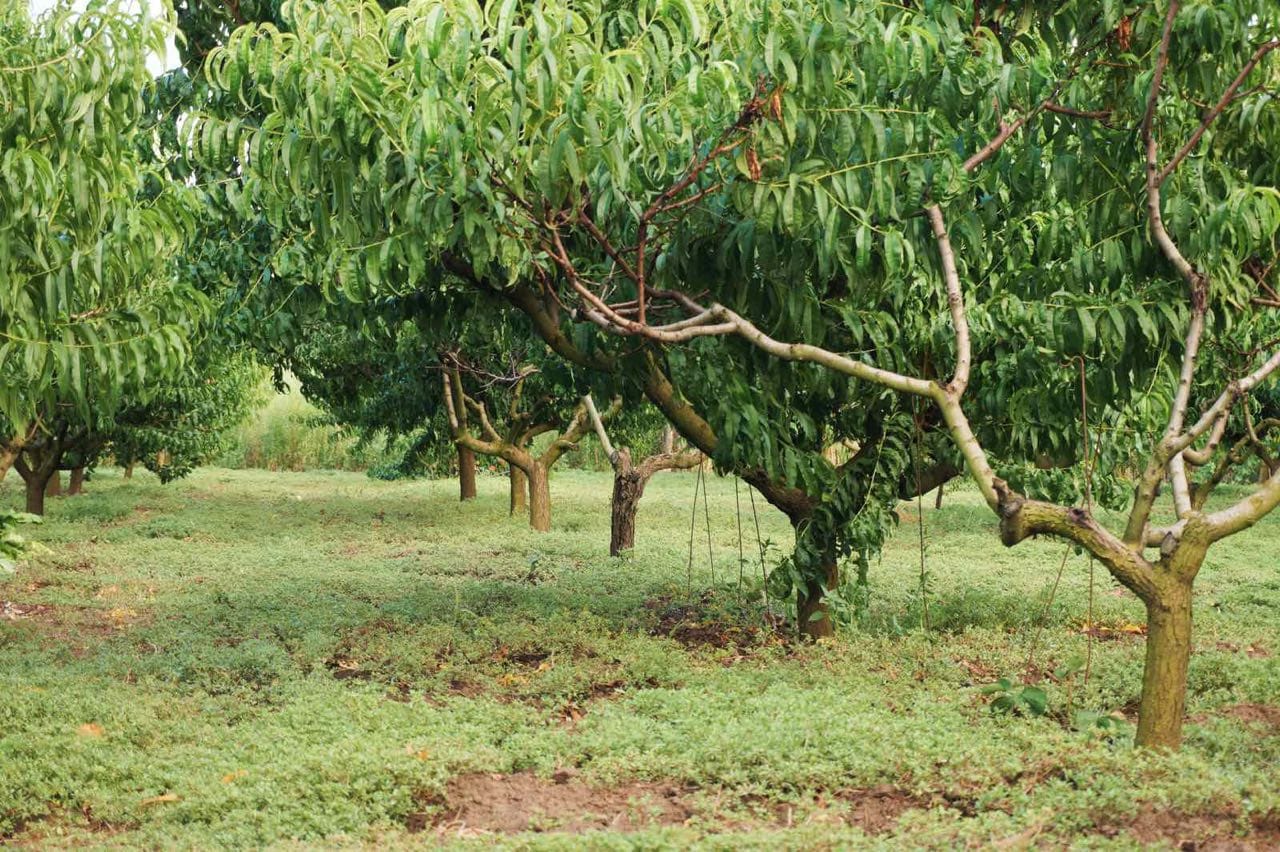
{"left": 1, "top": 1, "right": 205, "bottom": 511}
{"left": 189, "top": 0, "right": 952, "bottom": 637}
{"left": 109, "top": 348, "right": 263, "bottom": 484}
{"left": 583, "top": 395, "right": 703, "bottom": 557}
{"left": 471, "top": 0, "right": 1280, "bottom": 750}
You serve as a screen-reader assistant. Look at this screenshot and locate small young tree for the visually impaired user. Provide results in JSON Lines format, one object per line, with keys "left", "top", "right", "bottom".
{"left": 583, "top": 396, "right": 703, "bottom": 556}
{"left": 438, "top": 353, "right": 617, "bottom": 532}
{"left": 109, "top": 349, "right": 263, "bottom": 483}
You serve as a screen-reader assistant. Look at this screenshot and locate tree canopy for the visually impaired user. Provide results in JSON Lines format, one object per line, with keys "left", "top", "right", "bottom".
{"left": 0, "top": 1, "right": 206, "bottom": 430}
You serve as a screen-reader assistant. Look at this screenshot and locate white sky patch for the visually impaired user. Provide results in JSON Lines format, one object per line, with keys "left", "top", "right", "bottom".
{"left": 28, "top": 0, "right": 182, "bottom": 75}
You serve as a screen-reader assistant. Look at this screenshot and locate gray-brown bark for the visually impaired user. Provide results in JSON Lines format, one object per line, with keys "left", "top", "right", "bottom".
{"left": 509, "top": 464, "right": 528, "bottom": 516}
{"left": 441, "top": 366, "right": 612, "bottom": 532}
{"left": 604, "top": 445, "right": 703, "bottom": 556}
{"left": 458, "top": 446, "right": 477, "bottom": 501}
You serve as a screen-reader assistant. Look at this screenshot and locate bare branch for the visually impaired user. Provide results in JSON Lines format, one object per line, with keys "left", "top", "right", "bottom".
{"left": 1168, "top": 452, "right": 1193, "bottom": 517}
{"left": 925, "top": 205, "right": 971, "bottom": 393}
{"left": 1157, "top": 39, "right": 1280, "bottom": 185}
{"left": 582, "top": 394, "right": 617, "bottom": 463}
{"left": 1207, "top": 462, "right": 1280, "bottom": 541}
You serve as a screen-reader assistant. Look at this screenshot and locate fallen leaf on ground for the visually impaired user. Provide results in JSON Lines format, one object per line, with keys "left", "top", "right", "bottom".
{"left": 139, "top": 794, "right": 180, "bottom": 807}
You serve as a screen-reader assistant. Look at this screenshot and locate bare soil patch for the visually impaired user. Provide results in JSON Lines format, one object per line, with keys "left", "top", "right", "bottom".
{"left": 420, "top": 771, "right": 691, "bottom": 835}
{"left": 1217, "top": 703, "right": 1280, "bottom": 732}
{"left": 416, "top": 773, "right": 940, "bottom": 838}
{"left": 645, "top": 595, "right": 785, "bottom": 651}
{"left": 1101, "top": 806, "right": 1280, "bottom": 850}
{"left": 0, "top": 600, "right": 145, "bottom": 652}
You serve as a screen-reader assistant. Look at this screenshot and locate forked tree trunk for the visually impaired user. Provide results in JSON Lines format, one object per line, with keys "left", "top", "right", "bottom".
{"left": 68, "top": 467, "right": 86, "bottom": 496}
{"left": 509, "top": 465, "right": 528, "bottom": 516}
{"left": 797, "top": 554, "right": 840, "bottom": 640}
{"left": 527, "top": 463, "right": 552, "bottom": 533}
{"left": 457, "top": 446, "right": 477, "bottom": 501}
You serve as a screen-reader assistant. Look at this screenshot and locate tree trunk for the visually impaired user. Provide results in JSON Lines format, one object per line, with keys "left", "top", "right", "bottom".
{"left": 68, "top": 467, "right": 86, "bottom": 496}
{"left": 797, "top": 555, "right": 839, "bottom": 640}
{"left": 25, "top": 471, "right": 50, "bottom": 515}
{"left": 1135, "top": 580, "right": 1195, "bottom": 749}
{"left": 123, "top": 462, "right": 135, "bottom": 480}
{"left": 457, "top": 446, "right": 477, "bottom": 501}
{"left": 610, "top": 466, "right": 646, "bottom": 556}
{"left": 660, "top": 426, "right": 676, "bottom": 455}
{"left": 45, "top": 472, "right": 62, "bottom": 498}
{"left": 509, "top": 465, "right": 528, "bottom": 516}
{"left": 527, "top": 463, "right": 552, "bottom": 532}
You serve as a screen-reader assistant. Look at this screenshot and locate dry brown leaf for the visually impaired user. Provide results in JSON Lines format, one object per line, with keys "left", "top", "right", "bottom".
{"left": 139, "top": 794, "right": 180, "bottom": 807}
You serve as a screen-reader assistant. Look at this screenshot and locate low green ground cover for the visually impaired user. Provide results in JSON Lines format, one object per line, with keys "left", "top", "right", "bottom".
{"left": 1, "top": 468, "right": 1277, "bottom": 849}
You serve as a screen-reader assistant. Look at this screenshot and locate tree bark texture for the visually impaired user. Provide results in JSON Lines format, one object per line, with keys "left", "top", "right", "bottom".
{"left": 509, "top": 464, "right": 528, "bottom": 516}
{"left": 457, "top": 445, "right": 477, "bottom": 501}
{"left": 527, "top": 463, "right": 552, "bottom": 532}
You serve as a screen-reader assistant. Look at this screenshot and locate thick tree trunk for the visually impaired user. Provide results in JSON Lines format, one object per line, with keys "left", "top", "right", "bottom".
{"left": 797, "top": 555, "right": 839, "bottom": 640}
{"left": 25, "top": 472, "right": 50, "bottom": 515}
{"left": 1135, "top": 578, "right": 1195, "bottom": 749}
{"left": 68, "top": 467, "right": 86, "bottom": 496}
{"left": 45, "top": 472, "right": 62, "bottom": 498}
{"left": 509, "top": 465, "right": 528, "bottom": 516}
{"left": 610, "top": 467, "right": 646, "bottom": 556}
{"left": 527, "top": 463, "right": 552, "bottom": 532}
{"left": 457, "top": 446, "right": 477, "bottom": 501}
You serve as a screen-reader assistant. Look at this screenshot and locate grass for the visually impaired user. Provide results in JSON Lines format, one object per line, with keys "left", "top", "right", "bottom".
{"left": 0, "top": 466, "right": 1277, "bottom": 849}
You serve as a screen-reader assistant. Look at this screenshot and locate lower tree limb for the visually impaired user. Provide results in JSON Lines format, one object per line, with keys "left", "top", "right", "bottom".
{"left": 458, "top": 446, "right": 477, "bottom": 501}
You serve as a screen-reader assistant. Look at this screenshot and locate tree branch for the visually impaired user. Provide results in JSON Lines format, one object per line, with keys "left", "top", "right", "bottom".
{"left": 1157, "top": 39, "right": 1280, "bottom": 185}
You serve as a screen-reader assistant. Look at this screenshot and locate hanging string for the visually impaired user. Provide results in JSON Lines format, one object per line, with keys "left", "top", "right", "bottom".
{"left": 1078, "top": 356, "right": 1097, "bottom": 689}
{"left": 686, "top": 463, "right": 701, "bottom": 598}
{"left": 911, "top": 395, "right": 931, "bottom": 633}
{"left": 1025, "top": 542, "right": 1072, "bottom": 680}
{"left": 748, "top": 481, "right": 770, "bottom": 618}
{"left": 700, "top": 463, "right": 715, "bottom": 585}
{"left": 734, "top": 477, "right": 745, "bottom": 603}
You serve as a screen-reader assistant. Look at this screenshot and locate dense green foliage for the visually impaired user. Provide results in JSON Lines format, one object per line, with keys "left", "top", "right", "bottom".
{"left": 0, "top": 1, "right": 205, "bottom": 428}
{"left": 110, "top": 350, "right": 264, "bottom": 483}
{"left": 1, "top": 469, "right": 1278, "bottom": 846}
